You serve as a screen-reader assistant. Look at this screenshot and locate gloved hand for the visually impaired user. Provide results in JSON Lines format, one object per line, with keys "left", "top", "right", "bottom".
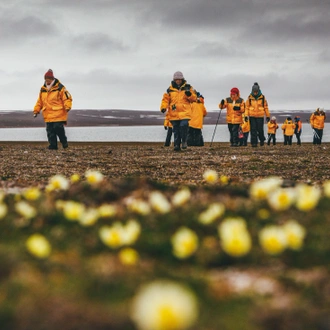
{"left": 185, "top": 90, "right": 192, "bottom": 97}
{"left": 233, "top": 106, "right": 240, "bottom": 111}
{"left": 161, "top": 108, "right": 166, "bottom": 113}
{"left": 220, "top": 99, "right": 225, "bottom": 106}
{"left": 244, "top": 116, "right": 249, "bottom": 122}
{"left": 164, "top": 126, "right": 168, "bottom": 130}
{"left": 33, "top": 113, "right": 37, "bottom": 118}
{"left": 266, "top": 117, "right": 270, "bottom": 123}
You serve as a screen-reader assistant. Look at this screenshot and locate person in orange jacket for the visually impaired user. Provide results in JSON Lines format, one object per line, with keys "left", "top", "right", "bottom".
{"left": 160, "top": 71, "right": 196, "bottom": 151}
{"left": 310, "top": 108, "right": 326, "bottom": 144}
{"left": 294, "top": 116, "right": 302, "bottom": 145}
{"left": 163, "top": 111, "right": 173, "bottom": 147}
{"left": 267, "top": 116, "right": 279, "bottom": 145}
{"left": 281, "top": 116, "right": 296, "bottom": 145}
{"left": 245, "top": 82, "right": 270, "bottom": 147}
{"left": 33, "top": 69, "right": 72, "bottom": 150}
{"left": 239, "top": 114, "right": 250, "bottom": 146}
{"left": 187, "top": 92, "right": 207, "bottom": 146}
{"left": 219, "top": 87, "right": 245, "bottom": 147}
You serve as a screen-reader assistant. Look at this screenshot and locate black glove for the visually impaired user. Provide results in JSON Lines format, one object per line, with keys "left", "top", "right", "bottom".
{"left": 266, "top": 117, "right": 270, "bottom": 123}
{"left": 161, "top": 108, "right": 166, "bottom": 113}
{"left": 164, "top": 126, "right": 168, "bottom": 130}
{"left": 185, "top": 90, "right": 192, "bottom": 97}
{"left": 244, "top": 116, "right": 249, "bottom": 122}
{"left": 220, "top": 99, "right": 225, "bottom": 106}
{"left": 233, "top": 106, "right": 240, "bottom": 111}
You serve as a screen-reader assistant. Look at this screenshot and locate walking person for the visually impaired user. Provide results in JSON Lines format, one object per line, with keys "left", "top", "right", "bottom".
{"left": 245, "top": 82, "right": 270, "bottom": 147}
{"left": 163, "top": 111, "right": 173, "bottom": 147}
{"left": 267, "top": 116, "right": 279, "bottom": 145}
{"left": 310, "top": 108, "right": 326, "bottom": 145}
{"left": 281, "top": 116, "right": 295, "bottom": 145}
{"left": 33, "top": 69, "right": 72, "bottom": 150}
{"left": 294, "top": 116, "right": 302, "bottom": 145}
{"left": 219, "top": 87, "right": 245, "bottom": 147}
{"left": 160, "top": 71, "right": 196, "bottom": 151}
{"left": 239, "top": 114, "right": 250, "bottom": 146}
{"left": 187, "top": 92, "right": 207, "bottom": 146}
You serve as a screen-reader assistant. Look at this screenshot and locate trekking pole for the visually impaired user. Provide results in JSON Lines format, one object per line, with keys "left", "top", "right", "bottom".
{"left": 306, "top": 119, "right": 320, "bottom": 140}
{"left": 210, "top": 109, "right": 222, "bottom": 147}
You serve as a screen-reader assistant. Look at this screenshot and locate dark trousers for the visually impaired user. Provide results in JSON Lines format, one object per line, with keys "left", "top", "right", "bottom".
{"left": 250, "top": 117, "right": 265, "bottom": 146}
{"left": 267, "top": 133, "right": 276, "bottom": 145}
{"left": 227, "top": 123, "right": 239, "bottom": 146}
{"left": 313, "top": 128, "right": 323, "bottom": 144}
{"left": 46, "top": 122, "right": 68, "bottom": 149}
{"left": 164, "top": 127, "right": 173, "bottom": 146}
{"left": 295, "top": 130, "right": 302, "bottom": 145}
{"left": 284, "top": 135, "right": 293, "bottom": 145}
{"left": 187, "top": 127, "right": 204, "bottom": 146}
{"left": 171, "top": 119, "right": 189, "bottom": 149}
{"left": 239, "top": 132, "right": 249, "bottom": 146}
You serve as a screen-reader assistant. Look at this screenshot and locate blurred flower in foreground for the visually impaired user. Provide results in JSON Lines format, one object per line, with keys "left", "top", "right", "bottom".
{"left": 203, "top": 169, "right": 218, "bottom": 184}
{"left": 0, "top": 203, "right": 8, "bottom": 219}
{"left": 198, "top": 203, "right": 225, "bottom": 225}
{"left": 46, "top": 174, "right": 70, "bottom": 192}
{"left": 15, "top": 201, "right": 37, "bottom": 219}
{"left": 78, "top": 208, "right": 99, "bottom": 226}
{"left": 218, "top": 217, "right": 252, "bottom": 257}
{"left": 23, "top": 187, "right": 41, "bottom": 201}
{"left": 98, "top": 204, "right": 117, "bottom": 218}
{"left": 70, "top": 173, "right": 80, "bottom": 183}
{"left": 127, "top": 197, "right": 151, "bottom": 216}
{"left": 171, "top": 227, "right": 199, "bottom": 259}
{"left": 220, "top": 175, "right": 229, "bottom": 185}
{"left": 149, "top": 191, "right": 171, "bottom": 214}
{"left": 0, "top": 190, "right": 5, "bottom": 203}
{"left": 267, "top": 187, "right": 296, "bottom": 211}
{"left": 62, "top": 201, "right": 86, "bottom": 221}
{"left": 85, "top": 170, "right": 104, "bottom": 184}
{"left": 99, "top": 223, "right": 125, "bottom": 248}
{"left": 323, "top": 180, "right": 330, "bottom": 198}
{"left": 172, "top": 188, "right": 191, "bottom": 207}
{"left": 257, "top": 208, "right": 270, "bottom": 220}
{"left": 130, "top": 280, "right": 198, "bottom": 330}
{"left": 119, "top": 247, "right": 139, "bottom": 266}
{"left": 26, "top": 233, "right": 51, "bottom": 259}
{"left": 123, "top": 219, "right": 141, "bottom": 245}
{"left": 250, "top": 176, "right": 283, "bottom": 200}
{"left": 259, "top": 225, "right": 287, "bottom": 255}
{"left": 295, "top": 184, "right": 321, "bottom": 211}
{"left": 283, "top": 220, "right": 306, "bottom": 250}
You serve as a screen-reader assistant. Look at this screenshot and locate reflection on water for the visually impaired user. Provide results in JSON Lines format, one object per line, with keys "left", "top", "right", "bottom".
{"left": 0, "top": 125, "right": 329, "bottom": 143}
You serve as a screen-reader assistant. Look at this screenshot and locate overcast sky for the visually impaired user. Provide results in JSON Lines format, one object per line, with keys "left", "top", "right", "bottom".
{"left": 1, "top": 0, "right": 330, "bottom": 112}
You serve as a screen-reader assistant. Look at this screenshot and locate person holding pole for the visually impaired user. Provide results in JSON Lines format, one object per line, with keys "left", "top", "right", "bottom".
{"left": 294, "top": 116, "right": 302, "bottom": 145}
{"left": 310, "top": 108, "right": 326, "bottom": 145}
{"left": 245, "top": 82, "right": 270, "bottom": 147}
{"left": 219, "top": 87, "right": 245, "bottom": 147}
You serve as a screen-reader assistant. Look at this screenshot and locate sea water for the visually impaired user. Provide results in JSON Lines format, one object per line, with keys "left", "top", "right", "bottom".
{"left": 0, "top": 125, "right": 329, "bottom": 143}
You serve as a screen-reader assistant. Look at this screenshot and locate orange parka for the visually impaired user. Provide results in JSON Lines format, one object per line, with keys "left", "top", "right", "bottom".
{"left": 245, "top": 94, "right": 270, "bottom": 118}
{"left": 241, "top": 114, "right": 250, "bottom": 133}
{"left": 164, "top": 112, "right": 173, "bottom": 128}
{"left": 219, "top": 96, "right": 245, "bottom": 124}
{"left": 310, "top": 111, "right": 326, "bottom": 129}
{"left": 281, "top": 120, "right": 295, "bottom": 136}
{"left": 267, "top": 121, "right": 279, "bottom": 134}
{"left": 189, "top": 97, "right": 207, "bottom": 129}
{"left": 160, "top": 80, "right": 196, "bottom": 121}
{"left": 34, "top": 79, "right": 72, "bottom": 123}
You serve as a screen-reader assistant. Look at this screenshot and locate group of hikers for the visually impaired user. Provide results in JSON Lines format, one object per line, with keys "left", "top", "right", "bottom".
{"left": 160, "top": 71, "right": 327, "bottom": 151}
{"left": 31, "top": 69, "right": 326, "bottom": 151}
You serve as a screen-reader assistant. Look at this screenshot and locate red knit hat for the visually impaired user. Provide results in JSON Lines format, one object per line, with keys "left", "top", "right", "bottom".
{"left": 230, "top": 87, "right": 239, "bottom": 95}
{"left": 44, "top": 69, "right": 54, "bottom": 79}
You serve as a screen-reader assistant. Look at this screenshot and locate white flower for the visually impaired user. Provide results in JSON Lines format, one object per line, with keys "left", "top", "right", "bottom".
{"left": 250, "top": 176, "right": 283, "bottom": 200}
{"left": 198, "top": 203, "right": 225, "bottom": 225}
{"left": 123, "top": 219, "right": 141, "bottom": 245}
{"left": 282, "top": 220, "right": 306, "bottom": 250}
{"left": 99, "top": 223, "right": 125, "bottom": 248}
{"left": 98, "top": 204, "right": 117, "bottom": 218}
{"left": 149, "top": 191, "right": 171, "bottom": 214}
{"left": 259, "top": 225, "right": 287, "bottom": 255}
{"left": 130, "top": 280, "right": 198, "bottom": 330}
{"left": 295, "top": 184, "right": 321, "bottom": 211}
{"left": 85, "top": 170, "right": 104, "bottom": 184}
{"left": 127, "top": 197, "right": 151, "bottom": 216}
{"left": 267, "top": 187, "right": 296, "bottom": 211}
{"left": 172, "top": 188, "right": 191, "bottom": 207}
{"left": 15, "top": 201, "right": 37, "bottom": 219}
{"left": 203, "top": 169, "right": 218, "bottom": 183}
{"left": 78, "top": 208, "right": 99, "bottom": 226}
{"left": 171, "top": 227, "right": 199, "bottom": 259}
{"left": 46, "top": 174, "right": 70, "bottom": 191}
{"left": 0, "top": 203, "right": 8, "bottom": 219}
{"left": 62, "top": 201, "right": 86, "bottom": 221}
{"left": 26, "top": 233, "right": 51, "bottom": 259}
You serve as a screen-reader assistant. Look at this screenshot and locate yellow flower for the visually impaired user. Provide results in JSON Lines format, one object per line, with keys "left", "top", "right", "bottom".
{"left": 0, "top": 203, "right": 8, "bottom": 219}
{"left": 127, "top": 198, "right": 151, "bottom": 216}
{"left": 257, "top": 208, "right": 270, "bottom": 220}
{"left": 78, "top": 208, "right": 99, "bottom": 226}
{"left": 130, "top": 280, "right": 198, "bottom": 330}
{"left": 198, "top": 203, "right": 225, "bottom": 225}
{"left": 149, "top": 191, "right": 171, "bottom": 214}
{"left": 70, "top": 173, "right": 80, "bottom": 183}
{"left": 259, "top": 225, "right": 287, "bottom": 255}
{"left": 15, "top": 201, "right": 37, "bottom": 219}
{"left": 203, "top": 169, "right": 218, "bottom": 184}
{"left": 295, "top": 184, "right": 321, "bottom": 211}
{"left": 220, "top": 175, "right": 229, "bottom": 185}
{"left": 172, "top": 188, "right": 191, "bottom": 207}
{"left": 218, "top": 217, "right": 251, "bottom": 257}
{"left": 123, "top": 219, "right": 141, "bottom": 245}
{"left": 250, "top": 176, "right": 283, "bottom": 200}
{"left": 282, "top": 220, "right": 306, "bottom": 250}
{"left": 23, "top": 187, "right": 41, "bottom": 201}
{"left": 267, "top": 187, "right": 296, "bottom": 211}
{"left": 62, "top": 201, "right": 85, "bottom": 221}
{"left": 171, "top": 227, "right": 199, "bottom": 259}
{"left": 98, "top": 204, "right": 117, "bottom": 218}
{"left": 119, "top": 248, "right": 139, "bottom": 266}
{"left": 46, "top": 174, "right": 70, "bottom": 192}
{"left": 26, "top": 234, "right": 51, "bottom": 259}
{"left": 99, "top": 223, "right": 125, "bottom": 248}
{"left": 85, "top": 170, "right": 104, "bottom": 184}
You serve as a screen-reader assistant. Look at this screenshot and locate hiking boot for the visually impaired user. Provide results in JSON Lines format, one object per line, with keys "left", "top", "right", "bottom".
{"left": 260, "top": 141, "right": 264, "bottom": 146}
{"left": 182, "top": 142, "right": 187, "bottom": 149}
{"left": 252, "top": 144, "right": 257, "bottom": 147}
{"left": 230, "top": 144, "right": 239, "bottom": 147}
{"left": 48, "top": 145, "right": 58, "bottom": 150}
{"left": 174, "top": 146, "right": 181, "bottom": 152}
{"left": 62, "top": 142, "right": 68, "bottom": 149}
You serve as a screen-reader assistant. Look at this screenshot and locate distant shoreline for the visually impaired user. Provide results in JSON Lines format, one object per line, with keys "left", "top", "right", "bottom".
{"left": 0, "top": 109, "right": 314, "bottom": 128}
